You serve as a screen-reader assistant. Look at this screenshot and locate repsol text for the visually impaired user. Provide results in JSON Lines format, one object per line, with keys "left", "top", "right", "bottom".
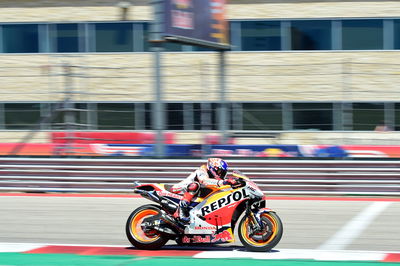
{"left": 201, "top": 189, "right": 249, "bottom": 216}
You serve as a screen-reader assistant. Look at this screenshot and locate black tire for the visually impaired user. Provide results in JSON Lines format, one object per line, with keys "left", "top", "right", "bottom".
{"left": 238, "top": 211, "right": 283, "bottom": 252}
{"left": 125, "top": 204, "right": 169, "bottom": 250}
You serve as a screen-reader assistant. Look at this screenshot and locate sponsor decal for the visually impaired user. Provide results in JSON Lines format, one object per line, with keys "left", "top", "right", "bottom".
{"left": 212, "top": 230, "right": 233, "bottom": 243}
{"left": 171, "top": 10, "right": 193, "bottom": 29}
{"left": 209, "top": 0, "right": 228, "bottom": 44}
{"left": 182, "top": 235, "right": 211, "bottom": 244}
{"left": 159, "top": 191, "right": 183, "bottom": 200}
{"left": 91, "top": 144, "right": 150, "bottom": 156}
{"left": 247, "top": 180, "right": 259, "bottom": 193}
{"left": 201, "top": 189, "right": 249, "bottom": 217}
{"left": 171, "top": 0, "right": 194, "bottom": 30}
{"left": 194, "top": 226, "right": 216, "bottom": 230}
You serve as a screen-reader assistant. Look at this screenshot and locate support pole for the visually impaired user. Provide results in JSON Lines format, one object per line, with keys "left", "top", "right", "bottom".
{"left": 150, "top": 0, "right": 165, "bottom": 158}
{"left": 152, "top": 43, "right": 165, "bottom": 158}
{"left": 218, "top": 50, "right": 228, "bottom": 144}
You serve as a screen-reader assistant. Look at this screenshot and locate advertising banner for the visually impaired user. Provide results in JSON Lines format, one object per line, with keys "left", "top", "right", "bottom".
{"left": 163, "top": 0, "right": 230, "bottom": 49}
{"left": 2, "top": 143, "right": 400, "bottom": 158}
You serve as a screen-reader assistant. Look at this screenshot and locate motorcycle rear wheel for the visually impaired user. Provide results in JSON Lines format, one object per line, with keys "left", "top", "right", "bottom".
{"left": 238, "top": 211, "right": 283, "bottom": 252}
{"left": 125, "top": 204, "right": 169, "bottom": 250}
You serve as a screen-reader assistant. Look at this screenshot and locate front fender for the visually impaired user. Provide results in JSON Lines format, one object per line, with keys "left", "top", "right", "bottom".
{"left": 256, "top": 207, "right": 276, "bottom": 217}
{"left": 257, "top": 207, "right": 274, "bottom": 213}
{"left": 255, "top": 208, "right": 279, "bottom": 225}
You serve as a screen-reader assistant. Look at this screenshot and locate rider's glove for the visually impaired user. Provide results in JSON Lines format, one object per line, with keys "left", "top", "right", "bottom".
{"left": 223, "top": 177, "right": 241, "bottom": 188}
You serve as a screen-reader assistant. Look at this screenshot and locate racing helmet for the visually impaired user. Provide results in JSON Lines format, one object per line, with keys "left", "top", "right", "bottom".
{"left": 207, "top": 158, "right": 228, "bottom": 180}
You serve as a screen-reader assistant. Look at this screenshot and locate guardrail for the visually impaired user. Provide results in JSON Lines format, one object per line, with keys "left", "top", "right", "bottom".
{"left": 0, "top": 158, "right": 399, "bottom": 196}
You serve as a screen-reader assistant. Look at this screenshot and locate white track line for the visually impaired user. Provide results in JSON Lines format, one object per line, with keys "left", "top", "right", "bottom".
{"left": 0, "top": 243, "right": 47, "bottom": 253}
{"left": 0, "top": 242, "right": 127, "bottom": 252}
{"left": 194, "top": 249, "right": 387, "bottom": 261}
{"left": 318, "top": 201, "right": 392, "bottom": 250}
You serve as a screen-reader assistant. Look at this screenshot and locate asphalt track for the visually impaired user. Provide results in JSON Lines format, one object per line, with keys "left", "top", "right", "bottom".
{"left": 0, "top": 194, "right": 400, "bottom": 266}
{"left": 0, "top": 193, "right": 400, "bottom": 265}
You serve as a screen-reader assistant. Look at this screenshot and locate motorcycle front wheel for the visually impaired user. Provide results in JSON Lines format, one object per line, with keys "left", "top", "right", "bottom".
{"left": 125, "top": 204, "right": 169, "bottom": 250}
{"left": 238, "top": 211, "right": 283, "bottom": 252}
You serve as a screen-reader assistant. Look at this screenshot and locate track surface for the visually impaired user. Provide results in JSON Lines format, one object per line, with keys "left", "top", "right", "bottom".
{"left": 0, "top": 194, "right": 399, "bottom": 252}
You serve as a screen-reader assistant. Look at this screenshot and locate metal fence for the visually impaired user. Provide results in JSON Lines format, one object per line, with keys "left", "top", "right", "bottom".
{"left": 0, "top": 158, "right": 399, "bottom": 196}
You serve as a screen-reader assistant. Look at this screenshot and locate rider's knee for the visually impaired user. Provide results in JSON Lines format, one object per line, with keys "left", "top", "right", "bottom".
{"left": 186, "top": 182, "right": 200, "bottom": 195}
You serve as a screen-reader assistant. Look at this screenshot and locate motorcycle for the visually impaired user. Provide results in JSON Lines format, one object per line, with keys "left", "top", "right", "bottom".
{"left": 125, "top": 171, "right": 283, "bottom": 252}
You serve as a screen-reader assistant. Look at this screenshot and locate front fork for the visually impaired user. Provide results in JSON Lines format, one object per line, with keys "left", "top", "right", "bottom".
{"left": 245, "top": 202, "right": 276, "bottom": 242}
{"left": 246, "top": 199, "right": 275, "bottom": 231}
{"left": 245, "top": 201, "right": 264, "bottom": 231}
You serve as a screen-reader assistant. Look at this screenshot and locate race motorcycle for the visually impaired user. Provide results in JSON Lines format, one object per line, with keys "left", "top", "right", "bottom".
{"left": 125, "top": 171, "right": 283, "bottom": 252}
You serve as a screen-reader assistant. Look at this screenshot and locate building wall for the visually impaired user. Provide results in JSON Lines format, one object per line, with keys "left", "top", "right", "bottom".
{"left": 1, "top": 51, "right": 400, "bottom": 102}
{"left": 0, "top": 0, "right": 399, "bottom": 22}
{"left": 228, "top": 0, "right": 400, "bottom": 19}
{"left": 1, "top": 1, "right": 400, "bottom": 103}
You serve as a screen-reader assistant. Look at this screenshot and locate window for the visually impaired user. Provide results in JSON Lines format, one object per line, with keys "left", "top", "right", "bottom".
{"left": 144, "top": 103, "right": 153, "bottom": 130}
{"left": 163, "top": 42, "right": 186, "bottom": 52}
{"left": 394, "top": 103, "right": 400, "bottom": 131}
{"left": 97, "top": 103, "right": 135, "bottom": 130}
{"left": 394, "top": 20, "right": 400, "bottom": 49}
{"left": 50, "top": 24, "right": 80, "bottom": 53}
{"left": 342, "top": 20, "right": 383, "bottom": 50}
{"left": 293, "top": 103, "right": 333, "bottom": 130}
{"left": 291, "top": 20, "right": 331, "bottom": 50}
{"left": 193, "top": 103, "right": 204, "bottom": 130}
{"left": 0, "top": 18, "right": 396, "bottom": 53}
{"left": 193, "top": 103, "right": 217, "bottom": 130}
{"left": 353, "top": 103, "right": 384, "bottom": 130}
{"left": 2, "top": 24, "right": 39, "bottom": 53}
{"left": 48, "top": 103, "right": 88, "bottom": 129}
{"left": 94, "top": 23, "right": 133, "bottom": 52}
{"left": 167, "top": 103, "right": 184, "bottom": 130}
{"left": 242, "top": 103, "right": 282, "bottom": 130}
{"left": 241, "top": 21, "right": 281, "bottom": 51}
{"left": 132, "top": 102, "right": 152, "bottom": 130}
{"left": 192, "top": 45, "right": 214, "bottom": 52}
{"left": 4, "top": 103, "right": 41, "bottom": 129}
{"left": 75, "top": 103, "right": 89, "bottom": 128}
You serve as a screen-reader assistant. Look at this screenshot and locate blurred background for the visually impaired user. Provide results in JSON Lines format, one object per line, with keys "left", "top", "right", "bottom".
{"left": 1, "top": 1, "right": 400, "bottom": 253}
{"left": 1, "top": 0, "right": 400, "bottom": 158}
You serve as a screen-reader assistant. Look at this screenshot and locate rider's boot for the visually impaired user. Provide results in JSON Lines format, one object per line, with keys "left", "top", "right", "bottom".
{"left": 174, "top": 199, "right": 190, "bottom": 224}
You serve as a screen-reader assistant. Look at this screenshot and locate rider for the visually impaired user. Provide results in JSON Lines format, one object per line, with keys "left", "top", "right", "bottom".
{"left": 171, "top": 158, "right": 240, "bottom": 223}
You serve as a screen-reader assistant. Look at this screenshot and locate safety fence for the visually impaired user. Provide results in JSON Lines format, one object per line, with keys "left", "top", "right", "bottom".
{"left": 2, "top": 59, "right": 400, "bottom": 135}
{"left": 0, "top": 158, "right": 399, "bottom": 196}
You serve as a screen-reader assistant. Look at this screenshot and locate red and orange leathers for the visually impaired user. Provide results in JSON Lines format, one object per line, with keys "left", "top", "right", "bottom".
{"left": 171, "top": 164, "right": 223, "bottom": 208}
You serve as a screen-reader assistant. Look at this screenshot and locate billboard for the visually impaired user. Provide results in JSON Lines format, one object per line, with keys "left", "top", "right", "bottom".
{"left": 161, "top": 0, "right": 230, "bottom": 49}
